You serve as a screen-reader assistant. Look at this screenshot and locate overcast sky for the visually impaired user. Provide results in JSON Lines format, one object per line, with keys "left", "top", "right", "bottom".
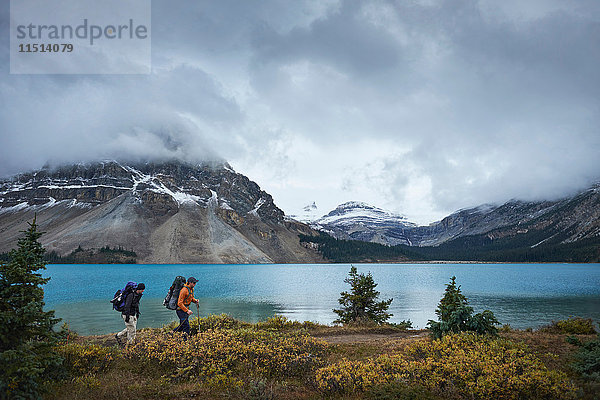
{"left": 1, "top": 0, "right": 599, "bottom": 224}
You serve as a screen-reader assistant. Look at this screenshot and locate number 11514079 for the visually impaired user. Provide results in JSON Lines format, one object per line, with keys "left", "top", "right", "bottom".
{"left": 19, "top": 43, "right": 73, "bottom": 52}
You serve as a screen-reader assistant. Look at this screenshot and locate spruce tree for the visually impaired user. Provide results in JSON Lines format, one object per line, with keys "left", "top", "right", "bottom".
{"left": 427, "top": 276, "right": 499, "bottom": 339}
{"left": 333, "top": 265, "right": 393, "bottom": 325}
{"left": 0, "top": 217, "right": 62, "bottom": 399}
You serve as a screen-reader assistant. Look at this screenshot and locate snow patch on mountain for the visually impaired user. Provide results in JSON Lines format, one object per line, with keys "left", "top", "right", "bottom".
{"left": 248, "top": 197, "right": 266, "bottom": 216}
{"left": 309, "top": 201, "right": 418, "bottom": 246}
{"left": 287, "top": 201, "right": 322, "bottom": 223}
{"left": 121, "top": 164, "right": 208, "bottom": 206}
{"left": 0, "top": 202, "right": 29, "bottom": 215}
{"left": 38, "top": 184, "right": 131, "bottom": 190}
{"left": 0, "top": 197, "right": 93, "bottom": 214}
{"left": 315, "top": 201, "right": 415, "bottom": 227}
{"left": 219, "top": 200, "right": 233, "bottom": 210}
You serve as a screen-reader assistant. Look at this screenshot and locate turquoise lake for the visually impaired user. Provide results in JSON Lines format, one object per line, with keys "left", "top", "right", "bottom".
{"left": 42, "top": 263, "right": 600, "bottom": 335}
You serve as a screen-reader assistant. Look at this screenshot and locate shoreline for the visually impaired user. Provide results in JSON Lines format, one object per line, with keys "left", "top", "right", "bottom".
{"left": 45, "top": 260, "right": 600, "bottom": 265}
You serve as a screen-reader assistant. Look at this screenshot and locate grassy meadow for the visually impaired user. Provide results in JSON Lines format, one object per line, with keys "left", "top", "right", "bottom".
{"left": 45, "top": 315, "right": 599, "bottom": 400}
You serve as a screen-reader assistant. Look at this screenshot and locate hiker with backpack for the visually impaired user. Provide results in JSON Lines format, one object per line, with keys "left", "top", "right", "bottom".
{"left": 114, "top": 282, "right": 145, "bottom": 345}
{"left": 173, "top": 277, "right": 199, "bottom": 335}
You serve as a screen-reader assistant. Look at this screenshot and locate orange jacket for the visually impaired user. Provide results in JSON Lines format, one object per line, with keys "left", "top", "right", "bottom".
{"left": 177, "top": 285, "right": 197, "bottom": 312}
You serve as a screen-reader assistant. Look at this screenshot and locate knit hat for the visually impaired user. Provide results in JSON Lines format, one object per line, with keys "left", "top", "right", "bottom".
{"left": 136, "top": 283, "right": 145, "bottom": 291}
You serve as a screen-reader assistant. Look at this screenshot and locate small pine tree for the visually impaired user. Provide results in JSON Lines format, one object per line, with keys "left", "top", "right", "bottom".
{"left": 427, "top": 276, "right": 499, "bottom": 339}
{"left": 0, "top": 217, "right": 63, "bottom": 399}
{"left": 333, "top": 265, "right": 393, "bottom": 325}
{"left": 431, "top": 276, "right": 473, "bottom": 334}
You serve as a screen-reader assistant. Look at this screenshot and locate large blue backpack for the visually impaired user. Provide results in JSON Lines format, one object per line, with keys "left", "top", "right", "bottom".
{"left": 111, "top": 281, "right": 137, "bottom": 312}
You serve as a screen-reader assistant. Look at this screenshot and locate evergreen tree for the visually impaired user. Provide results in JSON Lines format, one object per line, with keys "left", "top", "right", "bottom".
{"left": 333, "top": 265, "right": 393, "bottom": 325}
{"left": 427, "top": 276, "right": 499, "bottom": 339}
{"left": 0, "top": 217, "right": 62, "bottom": 399}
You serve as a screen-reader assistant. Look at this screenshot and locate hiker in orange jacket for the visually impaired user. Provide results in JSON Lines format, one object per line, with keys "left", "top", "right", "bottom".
{"left": 174, "top": 277, "right": 199, "bottom": 335}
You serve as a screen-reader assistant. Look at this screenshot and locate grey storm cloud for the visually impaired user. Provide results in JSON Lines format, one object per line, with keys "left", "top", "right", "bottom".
{"left": 0, "top": 64, "right": 242, "bottom": 173}
{"left": 1, "top": 0, "right": 599, "bottom": 222}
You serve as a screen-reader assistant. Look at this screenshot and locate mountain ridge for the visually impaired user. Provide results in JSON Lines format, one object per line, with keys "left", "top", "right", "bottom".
{"left": 1, "top": 160, "right": 598, "bottom": 263}
{"left": 0, "top": 160, "right": 322, "bottom": 264}
{"left": 305, "top": 184, "right": 600, "bottom": 261}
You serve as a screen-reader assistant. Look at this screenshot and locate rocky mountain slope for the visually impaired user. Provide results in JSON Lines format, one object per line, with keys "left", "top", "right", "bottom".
{"left": 0, "top": 161, "right": 322, "bottom": 264}
{"left": 311, "top": 202, "right": 417, "bottom": 246}
{"left": 311, "top": 185, "right": 600, "bottom": 251}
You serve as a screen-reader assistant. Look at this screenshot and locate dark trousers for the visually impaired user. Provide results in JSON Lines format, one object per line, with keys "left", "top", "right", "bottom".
{"left": 175, "top": 310, "right": 190, "bottom": 334}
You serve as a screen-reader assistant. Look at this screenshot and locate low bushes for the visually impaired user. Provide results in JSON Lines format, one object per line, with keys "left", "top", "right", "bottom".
{"left": 566, "top": 333, "right": 600, "bottom": 399}
{"left": 163, "top": 313, "right": 248, "bottom": 334}
{"left": 567, "top": 334, "right": 600, "bottom": 381}
{"left": 57, "top": 343, "right": 120, "bottom": 376}
{"left": 165, "top": 313, "right": 322, "bottom": 335}
{"left": 47, "top": 315, "right": 592, "bottom": 399}
{"left": 365, "top": 381, "right": 438, "bottom": 400}
{"left": 253, "top": 314, "right": 321, "bottom": 331}
{"left": 541, "top": 317, "right": 597, "bottom": 335}
{"left": 191, "top": 313, "right": 248, "bottom": 334}
{"left": 126, "top": 327, "right": 329, "bottom": 387}
{"left": 315, "top": 333, "right": 577, "bottom": 399}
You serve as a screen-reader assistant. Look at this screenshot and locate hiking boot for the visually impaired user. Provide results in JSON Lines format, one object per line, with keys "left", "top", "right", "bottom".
{"left": 115, "top": 334, "right": 123, "bottom": 347}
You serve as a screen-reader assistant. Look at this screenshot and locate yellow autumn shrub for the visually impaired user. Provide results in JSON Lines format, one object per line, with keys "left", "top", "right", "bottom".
{"left": 126, "top": 328, "right": 328, "bottom": 385}
{"left": 57, "top": 343, "right": 120, "bottom": 376}
{"left": 315, "top": 333, "right": 576, "bottom": 399}
{"left": 253, "top": 315, "right": 320, "bottom": 331}
{"left": 162, "top": 313, "right": 248, "bottom": 335}
{"left": 190, "top": 313, "right": 248, "bottom": 334}
{"left": 541, "top": 316, "right": 597, "bottom": 335}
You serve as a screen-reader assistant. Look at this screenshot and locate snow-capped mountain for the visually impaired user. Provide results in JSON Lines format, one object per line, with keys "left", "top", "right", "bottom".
{"left": 287, "top": 202, "right": 321, "bottom": 223}
{"left": 0, "top": 160, "right": 321, "bottom": 264}
{"left": 312, "top": 184, "right": 600, "bottom": 251}
{"left": 312, "top": 201, "right": 417, "bottom": 246}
